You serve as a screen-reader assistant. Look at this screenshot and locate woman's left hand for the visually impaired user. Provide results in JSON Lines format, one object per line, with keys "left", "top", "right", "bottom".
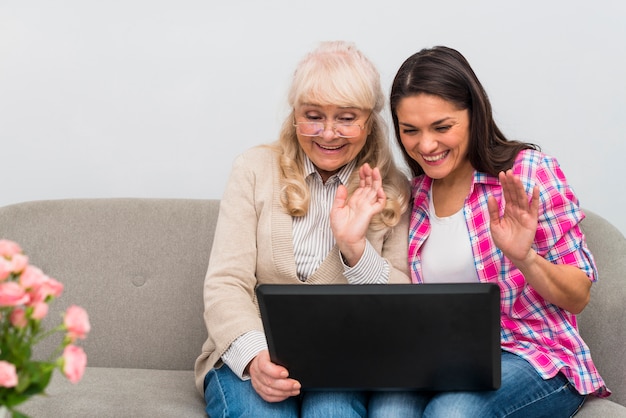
{"left": 487, "top": 169, "right": 592, "bottom": 313}
{"left": 331, "top": 163, "right": 386, "bottom": 266}
{"left": 487, "top": 169, "right": 540, "bottom": 265}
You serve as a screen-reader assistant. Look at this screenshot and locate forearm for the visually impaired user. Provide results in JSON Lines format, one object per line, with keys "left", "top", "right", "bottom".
{"left": 512, "top": 250, "right": 591, "bottom": 314}
{"left": 221, "top": 330, "right": 267, "bottom": 379}
{"left": 341, "top": 240, "right": 389, "bottom": 284}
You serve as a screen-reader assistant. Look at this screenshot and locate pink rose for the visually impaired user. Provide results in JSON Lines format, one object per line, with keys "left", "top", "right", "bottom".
{"left": 64, "top": 305, "right": 91, "bottom": 341}
{"left": 10, "top": 307, "right": 28, "bottom": 328}
{"left": 10, "top": 253, "right": 29, "bottom": 274}
{"left": 0, "top": 258, "right": 11, "bottom": 281}
{"left": 0, "top": 360, "right": 18, "bottom": 388}
{"left": 0, "top": 281, "right": 30, "bottom": 307}
{"left": 25, "top": 270, "right": 63, "bottom": 304}
{"left": 0, "top": 239, "right": 22, "bottom": 258}
{"left": 62, "top": 345, "right": 87, "bottom": 383}
{"left": 19, "top": 265, "right": 47, "bottom": 292}
{"left": 31, "top": 301, "right": 49, "bottom": 320}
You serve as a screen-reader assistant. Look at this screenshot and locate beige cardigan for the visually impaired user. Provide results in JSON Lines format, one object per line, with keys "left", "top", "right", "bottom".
{"left": 194, "top": 145, "right": 410, "bottom": 393}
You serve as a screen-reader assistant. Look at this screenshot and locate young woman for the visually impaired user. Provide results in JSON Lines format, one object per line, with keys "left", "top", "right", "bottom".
{"left": 389, "top": 46, "right": 609, "bottom": 416}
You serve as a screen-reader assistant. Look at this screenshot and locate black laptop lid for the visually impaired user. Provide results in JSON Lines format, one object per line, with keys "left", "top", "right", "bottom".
{"left": 256, "top": 283, "right": 501, "bottom": 391}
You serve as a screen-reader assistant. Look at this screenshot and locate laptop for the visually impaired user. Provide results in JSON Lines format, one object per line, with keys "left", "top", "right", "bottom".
{"left": 256, "top": 283, "right": 501, "bottom": 391}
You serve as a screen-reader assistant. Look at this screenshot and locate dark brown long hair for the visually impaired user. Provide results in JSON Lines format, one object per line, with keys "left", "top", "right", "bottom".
{"left": 390, "top": 46, "right": 538, "bottom": 177}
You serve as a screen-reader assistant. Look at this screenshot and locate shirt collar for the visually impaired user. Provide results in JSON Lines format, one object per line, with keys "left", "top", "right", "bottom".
{"left": 412, "top": 169, "right": 501, "bottom": 210}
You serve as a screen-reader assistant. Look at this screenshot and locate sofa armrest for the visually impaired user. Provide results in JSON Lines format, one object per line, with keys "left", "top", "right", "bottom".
{"left": 578, "top": 209, "right": 626, "bottom": 407}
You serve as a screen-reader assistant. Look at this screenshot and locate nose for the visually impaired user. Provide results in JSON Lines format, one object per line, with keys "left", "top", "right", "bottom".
{"left": 321, "top": 123, "right": 338, "bottom": 140}
{"left": 417, "top": 132, "right": 438, "bottom": 154}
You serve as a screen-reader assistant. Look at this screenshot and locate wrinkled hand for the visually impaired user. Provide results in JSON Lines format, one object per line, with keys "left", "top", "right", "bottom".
{"left": 487, "top": 170, "right": 540, "bottom": 265}
{"left": 248, "top": 350, "right": 301, "bottom": 402}
{"left": 330, "top": 163, "right": 386, "bottom": 266}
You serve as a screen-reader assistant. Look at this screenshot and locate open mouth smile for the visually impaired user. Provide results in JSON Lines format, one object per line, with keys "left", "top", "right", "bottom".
{"left": 316, "top": 143, "right": 345, "bottom": 151}
{"left": 422, "top": 150, "right": 449, "bottom": 162}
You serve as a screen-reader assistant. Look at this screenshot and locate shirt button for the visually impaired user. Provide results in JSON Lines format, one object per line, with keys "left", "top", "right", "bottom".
{"left": 476, "top": 263, "right": 484, "bottom": 270}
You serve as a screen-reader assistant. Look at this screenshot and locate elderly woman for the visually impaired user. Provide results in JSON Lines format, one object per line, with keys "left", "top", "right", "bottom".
{"left": 194, "top": 41, "right": 412, "bottom": 417}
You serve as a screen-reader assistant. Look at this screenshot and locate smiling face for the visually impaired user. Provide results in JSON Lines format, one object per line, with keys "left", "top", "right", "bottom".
{"left": 396, "top": 94, "right": 473, "bottom": 185}
{"left": 294, "top": 104, "right": 370, "bottom": 182}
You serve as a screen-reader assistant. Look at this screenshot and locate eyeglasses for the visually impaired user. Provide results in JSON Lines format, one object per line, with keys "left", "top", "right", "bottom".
{"left": 293, "top": 113, "right": 371, "bottom": 139}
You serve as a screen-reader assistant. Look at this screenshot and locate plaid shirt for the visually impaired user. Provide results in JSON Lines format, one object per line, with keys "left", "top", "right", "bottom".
{"left": 408, "top": 149, "right": 608, "bottom": 397}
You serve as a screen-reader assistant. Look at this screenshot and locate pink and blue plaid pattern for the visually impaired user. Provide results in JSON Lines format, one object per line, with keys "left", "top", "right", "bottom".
{"left": 408, "top": 149, "right": 608, "bottom": 397}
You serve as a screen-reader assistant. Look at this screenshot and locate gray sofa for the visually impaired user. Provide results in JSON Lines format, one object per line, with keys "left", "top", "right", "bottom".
{"left": 0, "top": 198, "right": 624, "bottom": 417}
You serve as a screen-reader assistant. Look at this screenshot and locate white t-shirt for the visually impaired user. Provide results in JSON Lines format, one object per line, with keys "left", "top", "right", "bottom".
{"left": 421, "top": 193, "right": 479, "bottom": 283}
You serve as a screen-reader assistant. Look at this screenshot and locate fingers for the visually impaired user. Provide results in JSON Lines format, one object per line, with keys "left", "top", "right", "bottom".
{"left": 333, "top": 184, "right": 349, "bottom": 210}
{"left": 359, "top": 163, "right": 373, "bottom": 189}
{"left": 371, "top": 166, "right": 382, "bottom": 191}
{"left": 249, "top": 351, "right": 301, "bottom": 403}
{"left": 487, "top": 195, "right": 500, "bottom": 224}
{"left": 355, "top": 164, "right": 385, "bottom": 206}
{"left": 358, "top": 163, "right": 382, "bottom": 185}
{"left": 499, "top": 170, "right": 532, "bottom": 211}
{"left": 529, "top": 185, "right": 540, "bottom": 217}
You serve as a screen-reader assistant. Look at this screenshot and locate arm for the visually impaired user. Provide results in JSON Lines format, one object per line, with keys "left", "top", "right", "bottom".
{"left": 330, "top": 163, "right": 410, "bottom": 284}
{"left": 204, "top": 148, "right": 300, "bottom": 401}
{"left": 487, "top": 170, "right": 591, "bottom": 313}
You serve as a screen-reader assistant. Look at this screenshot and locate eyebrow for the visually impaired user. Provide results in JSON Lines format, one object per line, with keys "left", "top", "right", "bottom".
{"left": 299, "top": 103, "right": 361, "bottom": 111}
{"left": 399, "top": 117, "right": 456, "bottom": 127}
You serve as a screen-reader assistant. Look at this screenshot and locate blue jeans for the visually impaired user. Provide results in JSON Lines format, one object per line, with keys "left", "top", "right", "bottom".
{"left": 368, "top": 351, "right": 587, "bottom": 418}
{"left": 205, "top": 352, "right": 586, "bottom": 417}
{"left": 204, "top": 365, "right": 367, "bottom": 418}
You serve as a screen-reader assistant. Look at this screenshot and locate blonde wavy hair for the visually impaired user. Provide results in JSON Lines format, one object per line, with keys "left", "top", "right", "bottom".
{"left": 268, "top": 41, "right": 409, "bottom": 229}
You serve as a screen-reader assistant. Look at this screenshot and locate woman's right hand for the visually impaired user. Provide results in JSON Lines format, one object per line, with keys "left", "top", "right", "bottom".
{"left": 248, "top": 350, "right": 301, "bottom": 402}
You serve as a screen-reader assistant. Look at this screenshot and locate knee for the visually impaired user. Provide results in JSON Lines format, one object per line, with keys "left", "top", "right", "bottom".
{"left": 424, "top": 393, "right": 487, "bottom": 418}
{"left": 301, "top": 391, "right": 368, "bottom": 418}
{"left": 369, "top": 391, "right": 428, "bottom": 418}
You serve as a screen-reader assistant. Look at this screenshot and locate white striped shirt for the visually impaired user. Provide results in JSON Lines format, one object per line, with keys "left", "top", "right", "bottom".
{"left": 222, "top": 157, "right": 390, "bottom": 379}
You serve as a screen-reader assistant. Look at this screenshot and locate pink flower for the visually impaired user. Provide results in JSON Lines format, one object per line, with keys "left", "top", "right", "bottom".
{"left": 0, "top": 257, "right": 11, "bottom": 281}
{"left": 10, "top": 307, "right": 28, "bottom": 328}
{"left": 0, "top": 360, "right": 18, "bottom": 388}
{"left": 10, "top": 253, "right": 29, "bottom": 274}
{"left": 31, "top": 301, "right": 49, "bottom": 320}
{"left": 64, "top": 305, "right": 91, "bottom": 342}
{"left": 35, "top": 276, "right": 63, "bottom": 302}
{"left": 0, "top": 281, "right": 30, "bottom": 307}
{"left": 0, "top": 239, "right": 22, "bottom": 258}
{"left": 62, "top": 345, "right": 87, "bottom": 383}
{"left": 23, "top": 267, "right": 63, "bottom": 304}
{"left": 19, "top": 265, "right": 47, "bottom": 292}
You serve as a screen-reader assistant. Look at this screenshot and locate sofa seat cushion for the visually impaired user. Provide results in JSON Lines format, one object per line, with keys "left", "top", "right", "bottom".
{"left": 576, "top": 395, "right": 626, "bottom": 417}
{"left": 17, "top": 368, "right": 625, "bottom": 418}
{"left": 19, "top": 367, "right": 206, "bottom": 417}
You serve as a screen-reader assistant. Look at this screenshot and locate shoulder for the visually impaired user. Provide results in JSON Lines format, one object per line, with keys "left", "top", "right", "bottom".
{"left": 512, "top": 149, "right": 582, "bottom": 216}
{"left": 223, "top": 143, "right": 282, "bottom": 193}
{"left": 231, "top": 144, "right": 280, "bottom": 173}
{"left": 511, "top": 149, "right": 570, "bottom": 187}
{"left": 512, "top": 149, "right": 561, "bottom": 174}
{"left": 235, "top": 143, "right": 279, "bottom": 163}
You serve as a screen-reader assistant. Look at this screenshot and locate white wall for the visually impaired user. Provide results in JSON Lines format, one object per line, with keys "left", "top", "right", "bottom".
{"left": 1, "top": 1, "right": 625, "bottom": 236}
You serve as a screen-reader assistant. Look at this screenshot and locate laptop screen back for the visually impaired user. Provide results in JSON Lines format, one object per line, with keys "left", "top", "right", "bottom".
{"left": 256, "top": 283, "right": 501, "bottom": 391}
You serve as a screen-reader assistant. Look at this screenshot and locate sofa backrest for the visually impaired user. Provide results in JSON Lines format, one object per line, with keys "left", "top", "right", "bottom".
{"left": 0, "top": 198, "right": 219, "bottom": 371}
{"left": 1, "top": 200, "right": 624, "bottom": 405}
{"left": 578, "top": 209, "right": 626, "bottom": 406}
